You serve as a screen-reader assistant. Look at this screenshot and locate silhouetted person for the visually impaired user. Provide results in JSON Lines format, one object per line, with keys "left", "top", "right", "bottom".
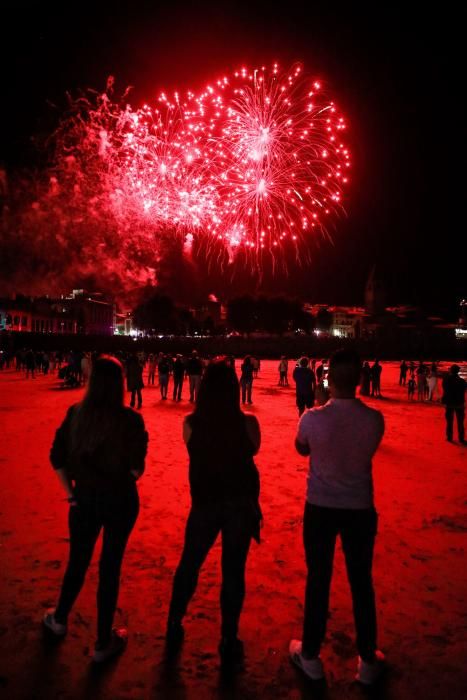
{"left": 147, "top": 353, "right": 156, "bottom": 385}
{"left": 407, "top": 376, "right": 416, "bottom": 401}
{"left": 158, "top": 354, "right": 170, "bottom": 399}
{"left": 278, "top": 356, "right": 289, "bottom": 386}
{"left": 360, "top": 362, "right": 371, "bottom": 397}
{"left": 25, "top": 349, "right": 35, "bottom": 378}
{"left": 370, "top": 360, "right": 382, "bottom": 397}
{"left": 240, "top": 355, "right": 254, "bottom": 404}
{"left": 399, "top": 361, "right": 408, "bottom": 386}
{"left": 427, "top": 368, "right": 438, "bottom": 401}
{"left": 44, "top": 356, "right": 148, "bottom": 663}
{"left": 126, "top": 354, "right": 144, "bottom": 409}
{"left": 316, "top": 360, "right": 325, "bottom": 384}
{"left": 293, "top": 357, "right": 316, "bottom": 415}
{"left": 167, "top": 359, "right": 261, "bottom": 663}
{"left": 187, "top": 351, "right": 203, "bottom": 402}
{"left": 442, "top": 365, "right": 466, "bottom": 443}
{"left": 416, "top": 362, "right": 427, "bottom": 402}
{"left": 291, "top": 349, "right": 385, "bottom": 685}
{"left": 173, "top": 354, "right": 185, "bottom": 401}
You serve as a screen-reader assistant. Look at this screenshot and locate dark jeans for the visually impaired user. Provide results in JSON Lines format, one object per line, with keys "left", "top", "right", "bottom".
{"left": 148, "top": 369, "right": 156, "bottom": 385}
{"left": 173, "top": 376, "right": 184, "bottom": 401}
{"left": 445, "top": 406, "right": 465, "bottom": 441}
{"left": 297, "top": 392, "right": 314, "bottom": 416}
{"left": 189, "top": 375, "right": 201, "bottom": 402}
{"left": 302, "top": 502, "right": 378, "bottom": 662}
{"left": 54, "top": 484, "right": 139, "bottom": 646}
{"left": 160, "top": 374, "right": 169, "bottom": 398}
{"left": 240, "top": 379, "right": 253, "bottom": 404}
{"left": 130, "top": 388, "right": 142, "bottom": 407}
{"left": 168, "top": 503, "right": 252, "bottom": 639}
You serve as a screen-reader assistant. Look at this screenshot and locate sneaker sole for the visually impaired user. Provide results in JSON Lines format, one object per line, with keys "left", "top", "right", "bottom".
{"left": 290, "top": 653, "right": 324, "bottom": 681}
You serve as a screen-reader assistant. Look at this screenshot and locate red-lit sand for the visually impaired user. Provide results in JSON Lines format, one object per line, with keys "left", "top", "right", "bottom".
{"left": 0, "top": 361, "right": 465, "bottom": 699}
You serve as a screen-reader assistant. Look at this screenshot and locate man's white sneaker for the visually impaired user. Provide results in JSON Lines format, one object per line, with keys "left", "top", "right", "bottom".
{"left": 289, "top": 640, "right": 325, "bottom": 680}
{"left": 92, "top": 628, "right": 128, "bottom": 663}
{"left": 356, "top": 650, "right": 386, "bottom": 685}
{"left": 42, "top": 610, "right": 67, "bottom": 637}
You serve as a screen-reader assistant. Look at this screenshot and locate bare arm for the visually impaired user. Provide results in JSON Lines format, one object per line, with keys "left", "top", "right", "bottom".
{"left": 54, "top": 468, "right": 75, "bottom": 500}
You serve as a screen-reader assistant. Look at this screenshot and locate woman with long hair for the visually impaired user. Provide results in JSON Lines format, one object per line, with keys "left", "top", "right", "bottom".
{"left": 43, "top": 356, "right": 148, "bottom": 663}
{"left": 167, "top": 358, "right": 261, "bottom": 662}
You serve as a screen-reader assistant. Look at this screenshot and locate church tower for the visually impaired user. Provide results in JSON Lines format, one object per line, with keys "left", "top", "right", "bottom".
{"left": 365, "top": 266, "right": 386, "bottom": 315}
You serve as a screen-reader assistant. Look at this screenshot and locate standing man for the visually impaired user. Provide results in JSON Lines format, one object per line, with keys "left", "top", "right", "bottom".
{"left": 370, "top": 360, "right": 382, "bottom": 398}
{"left": 187, "top": 351, "right": 203, "bottom": 403}
{"left": 172, "top": 354, "right": 185, "bottom": 402}
{"left": 147, "top": 353, "right": 157, "bottom": 386}
{"left": 278, "top": 356, "right": 289, "bottom": 386}
{"left": 290, "top": 349, "right": 385, "bottom": 685}
{"left": 126, "top": 354, "right": 144, "bottom": 409}
{"left": 442, "top": 365, "right": 466, "bottom": 443}
{"left": 292, "top": 357, "right": 316, "bottom": 415}
{"left": 399, "top": 360, "right": 408, "bottom": 386}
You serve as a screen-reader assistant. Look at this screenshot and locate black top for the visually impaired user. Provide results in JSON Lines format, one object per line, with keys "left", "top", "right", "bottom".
{"left": 173, "top": 358, "right": 185, "bottom": 378}
{"left": 442, "top": 374, "right": 466, "bottom": 407}
{"left": 186, "top": 412, "right": 259, "bottom": 507}
{"left": 186, "top": 357, "right": 203, "bottom": 376}
{"left": 50, "top": 404, "right": 148, "bottom": 490}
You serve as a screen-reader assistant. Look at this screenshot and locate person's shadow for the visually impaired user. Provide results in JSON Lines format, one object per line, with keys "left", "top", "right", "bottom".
{"left": 20, "top": 629, "right": 68, "bottom": 698}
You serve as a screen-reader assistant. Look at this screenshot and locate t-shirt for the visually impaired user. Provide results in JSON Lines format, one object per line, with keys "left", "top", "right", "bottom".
{"left": 296, "top": 398, "right": 384, "bottom": 509}
{"left": 293, "top": 366, "right": 315, "bottom": 395}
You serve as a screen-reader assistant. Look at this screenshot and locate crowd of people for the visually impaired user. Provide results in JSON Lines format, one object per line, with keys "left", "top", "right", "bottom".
{"left": 1, "top": 346, "right": 465, "bottom": 684}
{"left": 43, "top": 350, "right": 390, "bottom": 685}
{"left": 399, "top": 360, "right": 442, "bottom": 402}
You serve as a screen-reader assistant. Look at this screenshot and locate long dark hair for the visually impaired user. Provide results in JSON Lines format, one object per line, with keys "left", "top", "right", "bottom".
{"left": 193, "top": 357, "right": 242, "bottom": 424}
{"left": 70, "top": 355, "right": 124, "bottom": 454}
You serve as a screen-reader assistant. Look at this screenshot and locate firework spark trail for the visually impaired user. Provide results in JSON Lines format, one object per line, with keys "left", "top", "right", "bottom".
{"left": 199, "top": 64, "right": 350, "bottom": 256}
{"left": 7, "top": 63, "right": 350, "bottom": 291}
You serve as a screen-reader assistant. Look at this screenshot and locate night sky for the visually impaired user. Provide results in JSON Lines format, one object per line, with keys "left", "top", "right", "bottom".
{"left": 1, "top": 1, "right": 463, "bottom": 312}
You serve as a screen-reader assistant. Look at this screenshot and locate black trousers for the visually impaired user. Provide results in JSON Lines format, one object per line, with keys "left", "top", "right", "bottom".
{"left": 297, "top": 393, "right": 314, "bottom": 416}
{"left": 130, "top": 388, "right": 142, "bottom": 407}
{"left": 302, "top": 502, "right": 378, "bottom": 662}
{"left": 445, "top": 406, "right": 465, "bottom": 441}
{"left": 240, "top": 380, "right": 253, "bottom": 404}
{"left": 173, "top": 376, "right": 184, "bottom": 400}
{"left": 54, "top": 484, "right": 139, "bottom": 646}
{"left": 168, "top": 503, "right": 252, "bottom": 639}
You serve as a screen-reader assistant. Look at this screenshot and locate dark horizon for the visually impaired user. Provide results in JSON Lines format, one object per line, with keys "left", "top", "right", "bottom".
{"left": 1, "top": 1, "right": 463, "bottom": 312}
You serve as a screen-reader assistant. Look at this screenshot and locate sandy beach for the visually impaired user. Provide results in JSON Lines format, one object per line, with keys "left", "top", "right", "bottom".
{"left": 0, "top": 359, "right": 466, "bottom": 699}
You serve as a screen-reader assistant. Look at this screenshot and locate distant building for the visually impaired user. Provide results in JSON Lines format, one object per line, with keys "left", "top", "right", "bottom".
{"left": 0, "top": 290, "right": 115, "bottom": 335}
{"left": 329, "top": 307, "right": 364, "bottom": 338}
{"left": 0, "top": 297, "right": 77, "bottom": 334}
{"left": 62, "top": 290, "right": 115, "bottom": 335}
{"left": 192, "top": 298, "right": 222, "bottom": 326}
{"left": 115, "top": 311, "right": 134, "bottom": 336}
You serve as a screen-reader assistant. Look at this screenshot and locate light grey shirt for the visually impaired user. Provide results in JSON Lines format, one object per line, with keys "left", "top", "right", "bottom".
{"left": 297, "top": 398, "right": 384, "bottom": 509}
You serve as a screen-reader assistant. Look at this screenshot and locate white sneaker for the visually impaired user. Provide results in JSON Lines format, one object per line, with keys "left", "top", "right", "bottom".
{"left": 356, "top": 650, "right": 386, "bottom": 684}
{"left": 43, "top": 610, "right": 67, "bottom": 637}
{"left": 92, "top": 628, "right": 128, "bottom": 663}
{"left": 289, "top": 639, "right": 325, "bottom": 680}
